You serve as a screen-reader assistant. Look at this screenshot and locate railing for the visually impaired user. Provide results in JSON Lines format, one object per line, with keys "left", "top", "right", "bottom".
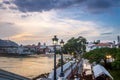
{"left": 64, "top": 62, "right": 77, "bottom": 79}
{"left": 48, "top": 61, "right": 77, "bottom": 80}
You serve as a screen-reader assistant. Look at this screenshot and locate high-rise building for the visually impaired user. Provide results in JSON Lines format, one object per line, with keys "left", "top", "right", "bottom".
{"left": 117, "top": 36, "right": 120, "bottom": 43}
{"left": 117, "top": 36, "right": 120, "bottom": 48}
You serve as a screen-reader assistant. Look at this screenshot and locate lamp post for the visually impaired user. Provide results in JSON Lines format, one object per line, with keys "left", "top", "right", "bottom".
{"left": 74, "top": 59, "right": 79, "bottom": 80}
{"left": 106, "top": 54, "right": 112, "bottom": 69}
{"left": 60, "top": 39, "right": 64, "bottom": 77}
{"left": 52, "top": 35, "right": 58, "bottom": 80}
{"left": 70, "top": 61, "right": 73, "bottom": 79}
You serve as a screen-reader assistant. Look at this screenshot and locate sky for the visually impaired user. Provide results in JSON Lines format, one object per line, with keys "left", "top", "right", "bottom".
{"left": 0, "top": 0, "right": 120, "bottom": 45}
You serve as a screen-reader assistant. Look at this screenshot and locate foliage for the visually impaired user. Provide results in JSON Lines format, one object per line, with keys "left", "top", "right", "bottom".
{"left": 83, "top": 47, "right": 120, "bottom": 80}
{"left": 115, "top": 49, "right": 120, "bottom": 60}
{"left": 83, "top": 48, "right": 118, "bottom": 63}
{"left": 57, "top": 58, "right": 65, "bottom": 68}
{"left": 83, "top": 48, "right": 120, "bottom": 69}
{"left": 55, "top": 50, "right": 61, "bottom": 54}
{"left": 111, "top": 60, "right": 120, "bottom": 69}
{"left": 109, "top": 69, "right": 120, "bottom": 80}
{"left": 64, "top": 36, "right": 86, "bottom": 57}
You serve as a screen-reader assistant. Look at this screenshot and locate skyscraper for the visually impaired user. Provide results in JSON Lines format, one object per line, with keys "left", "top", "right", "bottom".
{"left": 117, "top": 36, "right": 120, "bottom": 48}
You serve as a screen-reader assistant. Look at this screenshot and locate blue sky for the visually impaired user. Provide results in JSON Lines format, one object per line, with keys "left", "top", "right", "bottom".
{"left": 0, "top": 0, "right": 120, "bottom": 45}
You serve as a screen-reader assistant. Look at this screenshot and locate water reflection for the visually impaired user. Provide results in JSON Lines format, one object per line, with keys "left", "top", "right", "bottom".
{"left": 0, "top": 55, "right": 55, "bottom": 79}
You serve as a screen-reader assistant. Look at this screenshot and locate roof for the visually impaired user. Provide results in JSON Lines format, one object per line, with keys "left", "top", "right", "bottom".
{"left": 95, "top": 43, "right": 111, "bottom": 47}
{"left": 93, "top": 64, "right": 113, "bottom": 80}
{"left": 24, "top": 45, "right": 36, "bottom": 48}
{"left": 0, "top": 69, "right": 30, "bottom": 80}
{"left": 0, "top": 39, "right": 18, "bottom": 47}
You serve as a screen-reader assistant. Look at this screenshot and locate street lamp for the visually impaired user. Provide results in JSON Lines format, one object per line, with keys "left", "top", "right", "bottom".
{"left": 106, "top": 55, "right": 112, "bottom": 59}
{"left": 106, "top": 55, "right": 112, "bottom": 62}
{"left": 60, "top": 39, "right": 64, "bottom": 77}
{"left": 52, "top": 35, "right": 58, "bottom": 80}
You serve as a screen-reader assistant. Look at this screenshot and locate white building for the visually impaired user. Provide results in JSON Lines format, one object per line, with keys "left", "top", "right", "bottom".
{"left": 48, "top": 45, "right": 61, "bottom": 53}
{"left": 86, "top": 43, "right": 113, "bottom": 52}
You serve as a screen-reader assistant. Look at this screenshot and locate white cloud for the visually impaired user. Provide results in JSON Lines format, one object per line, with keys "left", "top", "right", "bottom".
{"left": 0, "top": 5, "right": 115, "bottom": 45}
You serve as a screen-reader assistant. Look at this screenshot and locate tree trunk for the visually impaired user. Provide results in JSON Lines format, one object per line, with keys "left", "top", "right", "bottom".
{"left": 104, "top": 58, "right": 107, "bottom": 68}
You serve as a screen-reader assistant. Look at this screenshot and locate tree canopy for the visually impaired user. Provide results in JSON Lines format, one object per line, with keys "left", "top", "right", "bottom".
{"left": 83, "top": 48, "right": 120, "bottom": 69}
{"left": 83, "top": 48, "right": 117, "bottom": 63}
{"left": 64, "top": 36, "right": 86, "bottom": 57}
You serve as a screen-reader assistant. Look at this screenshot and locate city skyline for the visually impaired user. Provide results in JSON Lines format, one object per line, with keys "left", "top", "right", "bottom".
{"left": 0, "top": 0, "right": 120, "bottom": 45}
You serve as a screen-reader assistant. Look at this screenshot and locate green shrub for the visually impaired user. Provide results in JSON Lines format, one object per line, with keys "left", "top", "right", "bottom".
{"left": 109, "top": 69, "right": 120, "bottom": 80}
{"left": 111, "top": 60, "right": 120, "bottom": 70}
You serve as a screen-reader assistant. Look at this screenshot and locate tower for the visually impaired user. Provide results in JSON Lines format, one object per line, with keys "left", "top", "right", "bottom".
{"left": 117, "top": 36, "right": 120, "bottom": 48}
{"left": 117, "top": 36, "right": 120, "bottom": 43}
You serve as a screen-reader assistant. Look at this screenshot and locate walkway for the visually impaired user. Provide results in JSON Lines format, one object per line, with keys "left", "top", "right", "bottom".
{"left": 45, "top": 59, "right": 84, "bottom": 80}
{"left": 37, "top": 59, "right": 94, "bottom": 80}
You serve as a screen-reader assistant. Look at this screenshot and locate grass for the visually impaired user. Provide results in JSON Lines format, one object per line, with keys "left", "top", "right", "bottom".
{"left": 109, "top": 69, "right": 120, "bottom": 80}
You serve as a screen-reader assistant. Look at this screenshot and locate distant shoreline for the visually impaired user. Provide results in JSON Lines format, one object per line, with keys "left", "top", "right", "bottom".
{"left": 0, "top": 53, "right": 36, "bottom": 58}
{"left": 0, "top": 53, "right": 55, "bottom": 58}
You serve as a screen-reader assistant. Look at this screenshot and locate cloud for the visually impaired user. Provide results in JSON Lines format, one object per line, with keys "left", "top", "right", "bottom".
{"left": 0, "top": 0, "right": 118, "bottom": 45}
{"left": 86, "top": 0, "right": 120, "bottom": 13}
{"left": 9, "top": 0, "right": 84, "bottom": 12}
{"left": 0, "top": 6, "right": 115, "bottom": 44}
{"left": 1, "top": 10, "right": 107, "bottom": 44}
{"left": 10, "top": 33, "right": 33, "bottom": 40}
{"left": 100, "top": 32, "right": 112, "bottom": 35}
{"left": 12, "top": 0, "right": 54, "bottom": 12}
{"left": 4, "top": 0, "right": 118, "bottom": 13}
{"left": 3, "top": 0, "right": 11, "bottom": 4}
{"left": 0, "top": 22, "right": 22, "bottom": 38}
{"left": 0, "top": 2, "right": 6, "bottom": 9}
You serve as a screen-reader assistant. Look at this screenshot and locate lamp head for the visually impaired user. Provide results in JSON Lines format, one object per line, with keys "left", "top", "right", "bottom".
{"left": 106, "top": 55, "right": 112, "bottom": 59}
{"left": 60, "top": 39, "right": 64, "bottom": 47}
{"left": 52, "top": 35, "right": 58, "bottom": 45}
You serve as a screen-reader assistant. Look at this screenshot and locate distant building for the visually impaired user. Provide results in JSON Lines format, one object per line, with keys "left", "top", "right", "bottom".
{"left": 0, "top": 39, "right": 18, "bottom": 54}
{"left": 86, "top": 43, "right": 95, "bottom": 52}
{"left": 117, "top": 36, "right": 120, "bottom": 43}
{"left": 117, "top": 36, "right": 120, "bottom": 48}
{"left": 94, "top": 43, "right": 113, "bottom": 48}
{"left": 19, "top": 45, "right": 37, "bottom": 54}
{"left": 18, "top": 42, "right": 50, "bottom": 54}
{"left": 48, "top": 45, "right": 61, "bottom": 54}
{"left": 0, "top": 39, "right": 37, "bottom": 55}
{"left": 36, "top": 42, "right": 50, "bottom": 54}
{"left": 0, "top": 39, "right": 61, "bottom": 55}
{"left": 86, "top": 42, "right": 114, "bottom": 52}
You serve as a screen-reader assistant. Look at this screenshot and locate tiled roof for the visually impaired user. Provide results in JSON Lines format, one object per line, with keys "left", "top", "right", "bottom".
{"left": 95, "top": 43, "right": 111, "bottom": 46}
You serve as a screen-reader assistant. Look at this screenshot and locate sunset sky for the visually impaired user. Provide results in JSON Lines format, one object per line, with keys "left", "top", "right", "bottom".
{"left": 0, "top": 0, "right": 120, "bottom": 45}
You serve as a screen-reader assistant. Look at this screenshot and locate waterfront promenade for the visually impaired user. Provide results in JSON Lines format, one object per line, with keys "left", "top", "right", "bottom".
{"left": 39, "top": 59, "right": 85, "bottom": 80}
{"left": 45, "top": 59, "right": 112, "bottom": 80}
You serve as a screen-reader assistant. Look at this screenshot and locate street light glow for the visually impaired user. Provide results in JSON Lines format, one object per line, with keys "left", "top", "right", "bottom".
{"left": 52, "top": 35, "right": 58, "bottom": 45}
{"left": 60, "top": 39, "right": 64, "bottom": 47}
{"left": 106, "top": 55, "right": 112, "bottom": 59}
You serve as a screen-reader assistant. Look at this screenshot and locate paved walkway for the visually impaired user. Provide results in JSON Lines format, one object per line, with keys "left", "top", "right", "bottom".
{"left": 38, "top": 59, "right": 94, "bottom": 80}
